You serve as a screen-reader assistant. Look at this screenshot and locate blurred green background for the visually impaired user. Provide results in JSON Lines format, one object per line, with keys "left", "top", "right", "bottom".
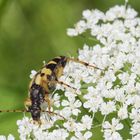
{"left": 0, "top": 0, "right": 139, "bottom": 139}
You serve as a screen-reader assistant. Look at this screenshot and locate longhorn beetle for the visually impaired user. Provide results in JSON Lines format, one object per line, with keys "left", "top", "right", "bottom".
{"left": 0, "top": 56, "right": 101, "bottom": 124}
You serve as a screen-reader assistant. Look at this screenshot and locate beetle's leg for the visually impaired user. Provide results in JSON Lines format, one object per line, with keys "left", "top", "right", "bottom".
{"left": 44, "top": 93, "right": 51, "bottom": 112}
{"left": 49, "top": 80, "right": 77, "bottom": 91}
{"left": 67, "top": 57, "right": 102, "bottom": 70}
{"left": 41, "top": 110, "right": 66, "bottom": 120}
{"left": 43, "top": 94, "right": 66, "bottom": 120}
{"left": 24, "top": 98, "right": 32, "bottom": 110}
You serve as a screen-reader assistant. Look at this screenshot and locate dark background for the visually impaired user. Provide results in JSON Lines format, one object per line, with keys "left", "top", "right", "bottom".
{"left": 0, "top": 0, "right": 139, "bottom": 138}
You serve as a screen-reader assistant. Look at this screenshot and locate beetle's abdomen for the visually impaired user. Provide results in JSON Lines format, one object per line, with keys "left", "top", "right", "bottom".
{"left": 29, "top": 84, "right": 45, "bottom": 121}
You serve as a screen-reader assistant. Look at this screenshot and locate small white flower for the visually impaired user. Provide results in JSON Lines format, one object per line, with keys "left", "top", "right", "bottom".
{"left": 104, "top": 70, "right": 116, "bottom": 82}
{"left": 67, "top": 20, "right": 87, "bottom": 36}
{"left": 67, "top": 28, "right": 78, "bottom": 36}
{"left": 7, "top": 134, "right": 15, "bottom": 140}
{"left": 82, "top": 9, "right": 92, "bottom": 19}
{"left": 63, "top": 119, "right": 77, "bottom": 132}
{"left": 29, "top": 70, "right": 37, "bottom": 79}
{"left": 0, "top": 134, "right": 15, "bottom": 140}
{"left": 118, "top": 72, "right": 129, "bottom": 85}
{"left": 84, "top": 97, "right": 102, "bottom": 113}
{"left": 131, "top": 123, "right": 140, "bottom": 139}
{"left": 125, "top": 6, "right": 138, "bottom": 19}
{"left": 84, "top": 86, "right": 103, "bottom": 113}
{"left": 51, "top": 129, "right": 69, "bottom": 140}
{"left": 114, "top": 88, "right": 126, "bottom": 103}
{"left": 103, "top": 118, "right": 123, "bottom": 140}
{"left": 132, "top": 134, "right": 140, "bottom": 140}
{"left": 118, "top": 105, "right": 128, "bottom": 120}
{"left": 81, "top": 115, "right": 93, "bottom": 130}
{"left": 130, "top": 108, "right": 140, "bottom": 123}
{"left": 0, "top": 136, "right": 6, "bottom": 140}
{"left": 100, "top": 101, "right": 116, "bottom": 115}
{"left": 53, "top": 93, "right": 61, "bottom": 108}
{"left": 132, "top": 95, "right": 140, "bottom": 109}
{"left": 71, "top": 131, "right": 92, "bottom": 140}
{"left": 105, "top": 5, "right": 126, "bottom": 21}
{"left": 61, "top": 96, "right": 82, "bottom": 117}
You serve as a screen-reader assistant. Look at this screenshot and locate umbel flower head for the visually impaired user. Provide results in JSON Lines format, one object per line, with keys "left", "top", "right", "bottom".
{"left": 1, "top": 2, "right": 140, "bottom": 140}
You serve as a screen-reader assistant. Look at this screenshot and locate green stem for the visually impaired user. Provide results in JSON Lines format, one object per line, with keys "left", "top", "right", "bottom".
{"left": 92, "top": 124, "right": 102, "bottom": 129}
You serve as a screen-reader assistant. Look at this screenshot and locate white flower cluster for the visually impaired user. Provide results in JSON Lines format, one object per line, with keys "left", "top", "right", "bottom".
{"left": 15, "top": 3, "right": 140, "bottom": 140}
{"left": 66, "top": 3, "right": 140, "bottom": 140}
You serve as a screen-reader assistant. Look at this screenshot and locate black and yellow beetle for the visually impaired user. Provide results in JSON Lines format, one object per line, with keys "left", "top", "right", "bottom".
{"left": 24, "top": 56, "right": 101, "bottom": 123}
{"left": 0, "top": 56, "right": 100, "bottom": 123}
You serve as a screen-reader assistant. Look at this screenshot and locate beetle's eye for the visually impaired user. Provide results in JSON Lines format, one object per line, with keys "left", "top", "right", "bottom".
{"left": 40, "top": 73, "right": 45, "bottom": 77}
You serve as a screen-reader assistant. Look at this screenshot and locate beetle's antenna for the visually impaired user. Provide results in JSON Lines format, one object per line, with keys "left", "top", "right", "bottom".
{"left": 67, "top": 57, "right": 103, "bottom": 70}
{"left": 0, "top": 109, "right": 28, "bottom": 113}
